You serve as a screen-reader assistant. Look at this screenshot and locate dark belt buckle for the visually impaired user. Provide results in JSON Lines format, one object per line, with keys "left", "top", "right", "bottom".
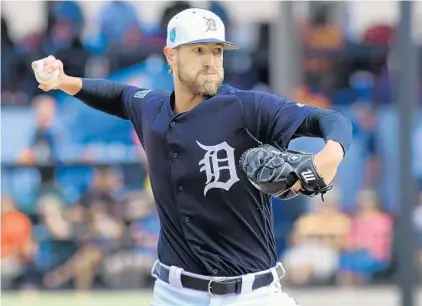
{"left": 208, "top": 280, "right": 220, "bottom": 295}
{"left": 208, "top": 278, "right": 241, "bottom": 296}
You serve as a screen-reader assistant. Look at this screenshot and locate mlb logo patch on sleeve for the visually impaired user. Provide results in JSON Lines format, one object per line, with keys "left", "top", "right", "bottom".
{"left": 134, "top": 90, "right": 152, "bottom": 99}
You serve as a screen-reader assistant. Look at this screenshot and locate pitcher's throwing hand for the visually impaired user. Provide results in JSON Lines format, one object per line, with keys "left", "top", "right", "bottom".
{"left": 32, "top": 55, "right": 64, "bottom": 91}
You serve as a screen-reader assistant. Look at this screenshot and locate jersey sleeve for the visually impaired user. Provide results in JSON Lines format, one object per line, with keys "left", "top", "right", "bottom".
{"left": 74, "top": 79, "right": 150, "bottom": 120}
{"left": 255, "top": 92, "right": 313, "bottom": 148}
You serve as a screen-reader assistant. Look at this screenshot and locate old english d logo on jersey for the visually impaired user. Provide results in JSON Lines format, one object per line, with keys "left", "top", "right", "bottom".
{"left": 197, "top": 141, "right": 239, "bottom": 196}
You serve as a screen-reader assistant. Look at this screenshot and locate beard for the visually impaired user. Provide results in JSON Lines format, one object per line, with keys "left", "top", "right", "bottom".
{"left": 177, "top": 62, "right": 224, "bottom": 96}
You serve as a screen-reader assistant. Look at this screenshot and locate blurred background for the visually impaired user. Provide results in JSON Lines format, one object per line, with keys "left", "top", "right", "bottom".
{"left": 1, "top": 1, "right": 422, "bottom": 305}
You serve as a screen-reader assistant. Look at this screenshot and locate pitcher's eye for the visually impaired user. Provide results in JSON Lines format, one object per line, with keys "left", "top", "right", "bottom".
{"left": 193, "top": 47, "right": 203, "bottom": 53}
{"left": 214, "top": 48, "right": 223, "bottom": 55}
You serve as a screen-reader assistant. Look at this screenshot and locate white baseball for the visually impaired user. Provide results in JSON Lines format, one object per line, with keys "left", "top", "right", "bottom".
{"left": 32, "top": 59, "right": 60, "bottom": 86}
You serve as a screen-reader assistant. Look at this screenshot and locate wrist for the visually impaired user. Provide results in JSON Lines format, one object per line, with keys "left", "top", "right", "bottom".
{"left": 314, "top": 141, "right": 343, "bottom": 173}
{"left": 321, "top": 140, "right": 344, "bottom": 164}
{"left": 58, "top": 75, "right": 83, "bottom": 96}
{"left": 311, "top": 141, "right": 343, "bottom": 185}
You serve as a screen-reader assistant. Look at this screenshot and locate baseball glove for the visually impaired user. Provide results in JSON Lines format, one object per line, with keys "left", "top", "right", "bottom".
{"left": 239, "top": 144, "right": 333, "bottom": 200}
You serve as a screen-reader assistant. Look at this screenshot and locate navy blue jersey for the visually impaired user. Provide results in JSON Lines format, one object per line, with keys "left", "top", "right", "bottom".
{"left": 119, "top": 84, "right": 310, "bottom": 276}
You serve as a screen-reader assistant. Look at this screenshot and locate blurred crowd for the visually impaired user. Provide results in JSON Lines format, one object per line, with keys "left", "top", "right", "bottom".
{"left": 2, "top": 1, "right": 422, "bottom": 292}
{"left": 4, "top": 1, "right": 420, "bottom": 107}
{"left": 2, "top": 168, "right": 159, "bottom": 291}
{"left": 282, "top": 189, "right": 395, "bottom": 287}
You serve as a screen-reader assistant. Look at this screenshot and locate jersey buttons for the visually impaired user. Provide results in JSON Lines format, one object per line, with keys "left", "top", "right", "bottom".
{"left": 178, "top": 185, "right": 184, "bottom": 191}
{"left": 184, "top": 216, "right": 190, "bottom": 223}
{"left": 170, "top": 121, "right": 176, "bottom": 127}
{"left": 173, "top": 152, "right": 179, "bottom": 158}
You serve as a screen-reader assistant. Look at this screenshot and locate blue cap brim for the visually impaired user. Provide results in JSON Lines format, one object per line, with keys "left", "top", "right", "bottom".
{"left": 177, "top": 38, "right": 239, "bottom": 50}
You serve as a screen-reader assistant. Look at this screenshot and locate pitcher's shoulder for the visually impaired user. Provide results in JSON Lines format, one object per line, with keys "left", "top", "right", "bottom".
{"left": 130, "top": 88, "right": 171, "bottom": 109}
{"left": 222, "top": 85, "right": 286, "bottom": 107}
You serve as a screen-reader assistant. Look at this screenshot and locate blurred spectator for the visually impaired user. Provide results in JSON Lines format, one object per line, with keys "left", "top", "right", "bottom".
{"left": 48, "top": 1, "right": 84, "bottom": 33}
{"left": 302, "top": 4, "right": 344, "bottom": 50}
{"left": 282, "top": 190, "right": 351, "bottom": 285}
{"left": 1, "top": 194, "right": 35, "bottom": 289}
{"left": 1, "top": 16, "right": 30, "bottom": 105}
{"left": 1, "top": 194, "right": 33, "bottom": 260}
{"left": 45, "top": 2, "right": 90, "bottom": 78}
{"left": 337, "top": 189, "right": 393, "bottom": 287}
{"left": 301, "top": 4, "right": 344, "bottom": 94}
{"left": 44, "top": 1, "right": 84, "bottom": 53}
{"left": 36, "top": 193, "right": 103, "bottom": 291}
{"left": 98, "top": 1, "right": 143, "bottom": 49}
{"left": 17, "top": 95, "right": 61, "bottom": 167}
{"left": 35, "top": 193, "right": 75, "bottom": 288}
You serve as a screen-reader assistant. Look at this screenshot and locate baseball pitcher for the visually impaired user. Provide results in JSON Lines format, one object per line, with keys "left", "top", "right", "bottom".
{"left": 32, "top": 8, "right": 353, "bottom": 306}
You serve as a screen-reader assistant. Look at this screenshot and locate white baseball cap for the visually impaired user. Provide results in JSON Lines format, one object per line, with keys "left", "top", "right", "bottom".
{"left": 166, "top": 8, "right": 239, "bottom": 50}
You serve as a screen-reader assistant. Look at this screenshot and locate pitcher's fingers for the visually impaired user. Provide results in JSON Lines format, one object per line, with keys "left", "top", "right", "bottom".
{"left": 51, "top": 60, "right": 63, "bottom": 71}
{"left": 290, "top": 180, "right": 302, "bottom": 193}
{"left": 44, "top": 55, "right": 56, "bottom": 67}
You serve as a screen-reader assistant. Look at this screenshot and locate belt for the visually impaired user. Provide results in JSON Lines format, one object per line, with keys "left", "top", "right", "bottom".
{"left": 155, "top": 263, "right": 284, "bottom": 296}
